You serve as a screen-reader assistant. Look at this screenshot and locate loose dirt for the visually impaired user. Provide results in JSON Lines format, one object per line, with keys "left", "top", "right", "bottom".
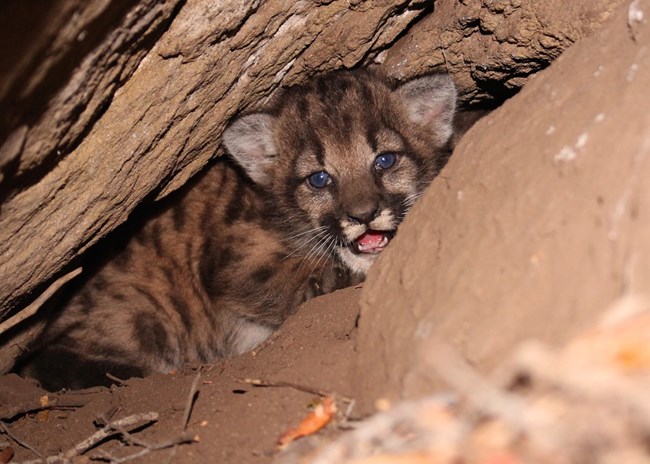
{"left": 0, "top": 287, "right": 361, "bottom": 463}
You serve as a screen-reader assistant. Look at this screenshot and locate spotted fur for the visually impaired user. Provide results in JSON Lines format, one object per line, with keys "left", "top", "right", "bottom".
{"left": 19, "top": 69, "right": 457, "bottom": 390}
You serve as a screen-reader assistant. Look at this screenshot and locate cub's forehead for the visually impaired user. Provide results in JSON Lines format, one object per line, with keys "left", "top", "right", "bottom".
{"left": 280, "top": 70, "right": 390, "bottom": 106}
{"left": 274, "top": 72, "right": 396, "bottom": 129}
{"left": 271, "top": 72, "right": 407, "bottom": 159}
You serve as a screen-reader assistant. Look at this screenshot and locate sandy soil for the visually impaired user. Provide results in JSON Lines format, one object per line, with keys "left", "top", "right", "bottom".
{"left": 0, "top": 287, "right": 362, "bottom": 463}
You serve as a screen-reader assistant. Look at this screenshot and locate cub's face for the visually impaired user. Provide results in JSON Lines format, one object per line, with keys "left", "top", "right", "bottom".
{"left": 223, "top": 70, "right": 457, "bottom": 276}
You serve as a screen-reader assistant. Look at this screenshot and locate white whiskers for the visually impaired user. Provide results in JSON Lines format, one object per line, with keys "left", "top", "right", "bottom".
{"left": 400, "top": 192, "right": 423, "bottom": 219}
{"left": 282, "top": 226, "right": 330, "bottom": 260}
{"left": 294, "top": 229, "right": 342, "bottom": 274}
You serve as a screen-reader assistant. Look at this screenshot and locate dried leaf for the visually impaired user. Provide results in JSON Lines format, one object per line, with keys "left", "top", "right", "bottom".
{"left": 277, "top": 396, "right": 337, "bottom": 449}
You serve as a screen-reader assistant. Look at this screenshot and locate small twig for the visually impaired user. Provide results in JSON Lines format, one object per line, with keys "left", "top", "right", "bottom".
{"left": 165, "top": 369, "right": 202, "bottom": 463}
{"left": 237, "top": 378, "right": 352, "bottom": 403}
{"left": 441, "top": 49, "right": 449, "bottom": 68}
{"left": 92, "top": 448, "right": 151, "bottom": 463}
{"left": 1, "top": 392, "right": 91, "bottom": 422}
{"left": 90, "top": 430, "right": 196, "bottom": 464}
{"left": 182, "top": 369, "right": 202, "bottom": 430}
{"left": 18, "top": 412, "right": 195, "bottom": 464}
{"left": 62, "top": 412, "right": 158, "bottom": 460}
{"left": 99, "top": 421, "right": 196, "bottom": 448}
{"left": 105, "top": 373, "right": 126, "bottom": 386}
{"left": 62, "top": 387, "right": 109, "bottom": 396}
{"left": 95, "top": 405, "right": 119, "bottom": 427}
{"left": 0, "top": 268, "right": 82, "bottom": 336}
{"left": 0, "top": 420, "right": 42, "bottom": 458}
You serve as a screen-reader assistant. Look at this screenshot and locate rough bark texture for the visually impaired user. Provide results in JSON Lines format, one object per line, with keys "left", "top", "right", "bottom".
{"left": 378, "top": 0, "right": 626, "bottom": 104}
{"left": 0, "top": 0, "right": 184, "bottom": 183}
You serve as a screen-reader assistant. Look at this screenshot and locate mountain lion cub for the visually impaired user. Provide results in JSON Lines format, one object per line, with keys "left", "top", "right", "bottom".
{"left": 21, "top": 69, "right": 457, "bottom": 390}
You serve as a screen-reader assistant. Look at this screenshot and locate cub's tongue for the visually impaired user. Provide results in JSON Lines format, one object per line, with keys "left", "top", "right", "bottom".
{"left": 355, "top": 230, "right": 390, "bottom": 254}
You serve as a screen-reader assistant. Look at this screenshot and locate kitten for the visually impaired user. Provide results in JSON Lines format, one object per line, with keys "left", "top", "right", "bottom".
{"left": 19, "top": 69, "right": 457, "bottom": 390}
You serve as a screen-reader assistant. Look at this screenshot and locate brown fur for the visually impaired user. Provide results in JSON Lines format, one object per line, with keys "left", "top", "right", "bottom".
{"left": 19, "top": 69, "right": 458, "bottom": 390}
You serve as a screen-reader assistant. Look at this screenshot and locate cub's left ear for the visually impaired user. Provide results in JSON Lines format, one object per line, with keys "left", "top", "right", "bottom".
{"left": 395, "top": 74, "right": 457, "bottom": 145}
{"left": 221, "top": 113, "right": 277, "bottom": 185}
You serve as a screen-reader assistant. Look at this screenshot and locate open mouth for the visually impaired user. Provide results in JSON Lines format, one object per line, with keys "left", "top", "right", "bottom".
{"left": 351, "top": 230, "right": 395, "bottom": 254}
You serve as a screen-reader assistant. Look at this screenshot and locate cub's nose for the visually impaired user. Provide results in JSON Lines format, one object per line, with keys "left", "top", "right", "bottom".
{"left": 346, "top": 205, "right": 379, "bottom": 225}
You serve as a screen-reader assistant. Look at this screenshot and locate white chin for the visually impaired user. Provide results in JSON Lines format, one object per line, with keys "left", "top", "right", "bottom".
{"left": 337, "top": 248, "right": 378, "bottom": 276}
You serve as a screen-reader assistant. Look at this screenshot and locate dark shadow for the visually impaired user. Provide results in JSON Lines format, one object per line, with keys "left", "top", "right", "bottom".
{"left": 0, "top": 0, "right": 187, "bottom": 205}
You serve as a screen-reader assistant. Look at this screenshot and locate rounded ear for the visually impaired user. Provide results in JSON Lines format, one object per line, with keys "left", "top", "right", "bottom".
{"left": 221, "top": 113, "right": 277, "bottom": 185}
{"left": 395, "top": 74, "right": 457, "bottom": 145}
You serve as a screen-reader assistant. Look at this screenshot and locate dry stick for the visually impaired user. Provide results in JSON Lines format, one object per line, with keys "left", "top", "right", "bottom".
{"left": 93, "top": 448, "right": 152, "bottom": 463}
{"left": 57, "top": 386, "right": 108, "bottom": 396}
{"left": 90, "top": 424, "right": 196, "bottom": 463}
{"left": 238, "top": 377, "right": 357, "bottom": 423}
{"left": 61, "top": 412, "right": 159, "bottom": 460}
{"left": 105, "top": 372, "right": 126, "bottom": 386}
{"left": 182, "top": 369, "right": 202, "bottom": 430}
{"left": 108, "top": 424, "right": 194, "bottom": 449}
{"left": 92, "top": 441, "right": 191, "bottom": 464}
{"left": 0, "top": 267, "right": 82, "bottom": 337}
{"left": 0, "top": 420, "right": 42, "bottom": 459}
{"left": 19, "top": 412, "right": 196, "bottom": 464}
{"left": 166, "top": 369, "right": 202, "bottom": 463}
{"left": 1, "top": 393, "right": 91, "bottom": 422}
{"left": 237, "top": 378, "right": 352, "bottom": 403}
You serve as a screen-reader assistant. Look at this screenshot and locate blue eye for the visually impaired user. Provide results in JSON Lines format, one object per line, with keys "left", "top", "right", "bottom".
{"left": 307, "top": 171, "right": 331, "bottom": 188}
{"left": 374, "top": 153, "right": 397, "bottom": 170}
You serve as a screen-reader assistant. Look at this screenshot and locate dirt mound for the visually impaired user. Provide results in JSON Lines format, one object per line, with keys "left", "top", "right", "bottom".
{"left": 0, "top": 288, "right": 360, "bottom": 463}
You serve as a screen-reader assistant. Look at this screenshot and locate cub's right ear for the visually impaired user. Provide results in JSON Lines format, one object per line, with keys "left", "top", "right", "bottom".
{"left": 395, "top": 74, "right": 457, "bottom": 146}
{"left": 221, "top": 113, "right": 277, "bottom": 185}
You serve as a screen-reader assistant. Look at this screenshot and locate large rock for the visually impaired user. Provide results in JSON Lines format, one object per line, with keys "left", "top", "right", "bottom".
{"left": 379, "top": 0, "right": 625, "bottom": 103}
{"left": 355, "top": 0, "right": 650, "bottom": 409}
